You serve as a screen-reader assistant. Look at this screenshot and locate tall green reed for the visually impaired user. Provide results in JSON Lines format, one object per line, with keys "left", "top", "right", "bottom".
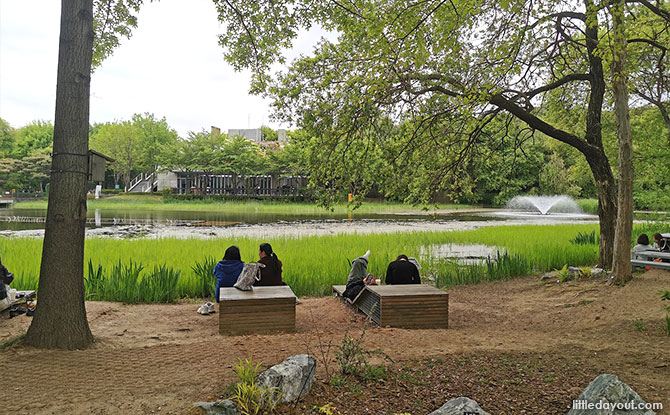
{"left": 1, "top": 223, "right": 623, "bottom": 301}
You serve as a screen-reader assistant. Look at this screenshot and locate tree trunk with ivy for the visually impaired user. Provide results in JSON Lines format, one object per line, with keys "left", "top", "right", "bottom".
{"left": 610, "top": 0, "right": 634, "bottom": 284}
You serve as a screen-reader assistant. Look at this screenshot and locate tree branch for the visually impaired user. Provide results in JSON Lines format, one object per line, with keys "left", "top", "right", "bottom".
{"left": 521, "top": 73, "right": 591, "bottom": 100}
{"left": 626, "top": 0, "right": 670, "bottom": 21}
{"left": 488, "top": 93, "right": 593, "bottom": 154}
{"left": 628, "top": 37, "right": 668, "bottom": 51}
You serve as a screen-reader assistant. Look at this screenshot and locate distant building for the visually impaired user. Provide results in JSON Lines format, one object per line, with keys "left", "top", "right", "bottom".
{"left": 228, "top": 128, "right": 263, "bottom": 142}
{"left": 228, "top": 128, "right": 288, "bottom": 143}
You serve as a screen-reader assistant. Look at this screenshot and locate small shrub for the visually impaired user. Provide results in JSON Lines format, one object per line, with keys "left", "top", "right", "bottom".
{"left": 191, "top": 256, "right": 218, "bottom": 298}
{"left": 231, "top": 356, "right": 281, "bottom": 415}
{"left": 557, "top": 264, "right": 570, "bottom": 283}
{"left": 329, "top": 375, "right": 347, "bottom": 387}
{"left": 335, "top": 330, "right": 370, "bottom": 377}
{"left": 362, "top": 365, "right": 387, "bottom": 381}
{"left": 335, "top": 323, "right": 392, "bottom": 380}
{"left": 311, "top": 403, "right": 341, "bottom": 415}
{"left": 85, "top": 260, "right": 105, "bottom": 300}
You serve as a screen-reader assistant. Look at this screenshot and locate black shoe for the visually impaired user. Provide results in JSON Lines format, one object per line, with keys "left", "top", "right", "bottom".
{"left": 9, "top": 309, "right": 26, "bottom": 318}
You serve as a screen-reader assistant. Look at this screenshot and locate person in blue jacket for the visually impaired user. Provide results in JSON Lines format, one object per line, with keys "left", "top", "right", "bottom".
{"left": 213, "top": 246, "right": 244, "bottom": 302}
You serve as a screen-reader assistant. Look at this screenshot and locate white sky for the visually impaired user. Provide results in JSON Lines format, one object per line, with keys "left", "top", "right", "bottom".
{"left": 0, "top": 0, "right": 326, "bottom": 137}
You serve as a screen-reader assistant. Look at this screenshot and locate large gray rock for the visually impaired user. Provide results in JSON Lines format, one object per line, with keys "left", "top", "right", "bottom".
{"left": 194, "top": 399, "right": 237, "bottom": 415}
{"left": 429, "top": 397, "right": 491, "bottom": 415}
{"left": 567, "top": 374, "right": 656, "bottom": 415}
{"left": 257, "top": 354, "right": 317, "bottom": 403}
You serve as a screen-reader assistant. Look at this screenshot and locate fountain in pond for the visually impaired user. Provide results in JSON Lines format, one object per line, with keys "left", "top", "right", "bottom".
{"left": 505, "top": 195, "right": 583, "bottom": 215}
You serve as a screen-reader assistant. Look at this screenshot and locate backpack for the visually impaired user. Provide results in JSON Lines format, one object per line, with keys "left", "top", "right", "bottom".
{"left": 233, "top": 262, "right": 266, "bottom": 291}
{"left": 0, "top": 265, "right": 13, "bottom": 285}
{"left": 660, "top": 237, "right": 670, "bottom": 253}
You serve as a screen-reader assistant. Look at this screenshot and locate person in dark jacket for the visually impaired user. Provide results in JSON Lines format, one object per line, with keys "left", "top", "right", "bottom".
{"left": 0, "top": 257, "right": 14, "bottom": 311}
{"left": 255, "top": 243, "right": 284, "bottom": 286}
{"left": 385, "top": 254, "right": 420, "bottom": 285}
{"left": 212, "top": 246, "right": 245, "bottom": 302}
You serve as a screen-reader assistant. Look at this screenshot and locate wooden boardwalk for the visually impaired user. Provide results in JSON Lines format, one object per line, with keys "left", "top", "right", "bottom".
{"left": 219, "top": 286, "right": 296, "bottom": 335}
{"left": 333, "top": 284, "right": 448, "bottom": 329}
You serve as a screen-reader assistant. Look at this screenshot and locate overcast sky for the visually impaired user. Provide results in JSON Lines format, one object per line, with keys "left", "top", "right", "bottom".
{"left": 0, "top": 0, "right": 324, "bottom": 137}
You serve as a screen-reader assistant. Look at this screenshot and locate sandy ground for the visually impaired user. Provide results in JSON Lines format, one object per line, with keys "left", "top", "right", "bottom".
{"left": 1, "top": 270, "right": 669, "bottom": 414}
{"left": 0, "top": 215, "right": 599, "bottom": 239}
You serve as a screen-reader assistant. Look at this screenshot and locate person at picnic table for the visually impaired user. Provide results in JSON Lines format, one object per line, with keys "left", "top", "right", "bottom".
{"left": 632, "top": 233, "right": 652, "bottom": 260}
{"left": 212, "top": 245, "right": 245, "bottom": 302}
{"left": 653, "top": 233, "right": 663, "bottom": 250}
{"left": 255, "top": 243, "right": 284, "bottom": 286}
{"left": 385, "top": 254, "right": 421, "bottom": 285}
{"left": 0, "top": 257, "right": 15, "bottom": 312}
{"left": 343, "top": 250, "right": 375, "bottom": 301}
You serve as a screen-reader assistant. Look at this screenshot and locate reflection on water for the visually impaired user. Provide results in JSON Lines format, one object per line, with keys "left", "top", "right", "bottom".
{"left": 420, "top": 243, "right": 503, "bottom": 264}
{"left": 488, "top": 211, "right": 596, "bottom": 220}
{"left": 0, "top": 206, "right": 502, "bottom": 231}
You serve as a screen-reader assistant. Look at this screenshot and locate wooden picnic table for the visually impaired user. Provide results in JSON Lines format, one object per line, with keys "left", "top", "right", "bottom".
{"left": 333, "top": 284, "right": 448, "bottom": 329}
{"left": 631, "top": 251, "right": 670, "bottom": 271}
{"left": 218, "top": 286, "right": 296, "bottom": 335}
{"left": 636, "top": 250, "right": 670, "bottom": 261}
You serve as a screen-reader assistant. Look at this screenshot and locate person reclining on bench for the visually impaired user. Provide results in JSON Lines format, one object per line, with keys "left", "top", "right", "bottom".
{"left": 343, "top": 250, "right": 375, "bottom": 301}
{"left": 385, "top": 254, "right": 421, "bottom": 285}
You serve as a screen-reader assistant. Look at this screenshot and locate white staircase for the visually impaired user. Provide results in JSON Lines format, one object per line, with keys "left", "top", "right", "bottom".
{"left": 127, "top": 172, "right": 157, "bottom": 193}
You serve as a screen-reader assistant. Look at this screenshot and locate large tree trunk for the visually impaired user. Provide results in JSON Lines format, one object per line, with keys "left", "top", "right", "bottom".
{"left": 24, "top": 0, "right": 95, "bottom": 349}
{"left": 610, "top": 0, "right": 634, "bottom": 284}
{"left": 585, "top": 152, "right": 617, "bottom": 269}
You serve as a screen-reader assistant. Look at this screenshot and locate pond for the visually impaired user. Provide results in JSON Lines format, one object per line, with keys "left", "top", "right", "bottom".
{"left": 0, "top": 204, "right": 600, "bottom": 239}
{"left": 419, "top": 243, "right": 503, "bottom": 265}
{"left": 0, "top": 206, "right": 503, "bottom": 231}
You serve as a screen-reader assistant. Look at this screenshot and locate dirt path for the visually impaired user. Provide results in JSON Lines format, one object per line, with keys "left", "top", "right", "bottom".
{"left": 1, "top": 270, "right": 669, "bottom": 414}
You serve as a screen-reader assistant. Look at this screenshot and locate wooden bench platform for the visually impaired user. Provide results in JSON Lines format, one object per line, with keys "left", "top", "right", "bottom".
{"left": 219, "top": 286, "right": 296, "bottom": 335}
{"left": 333, "top": 284, "right": 448, "bottom": 329}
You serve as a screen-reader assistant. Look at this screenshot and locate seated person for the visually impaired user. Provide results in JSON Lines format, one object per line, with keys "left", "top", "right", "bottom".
{"left": 255, "top": 243, "right": 284, "bottom": 286}
{"left": 212, "top": 246, "right": 245, "bottom": 302}
{"left": 0, "top": 257, "right": 15, "bottom": 312}
{"left": 653, "top": 233, "right": 663, "bottom": 250}
{"left": 385, "top": 254, "right": 421, "bottom": 285}
{"left": 343, "top": 250, "right": 372, "bottom": 301}
{"left": 632, "top": 234, "right": 652, "bottom": 260}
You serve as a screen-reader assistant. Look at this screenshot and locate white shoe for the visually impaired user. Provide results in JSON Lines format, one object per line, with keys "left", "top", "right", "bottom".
{"left": 197, "top": 304, "right": 210, "bottom": 315}
{"left": 205, "top": 302, "right": 215, "bottom": 314}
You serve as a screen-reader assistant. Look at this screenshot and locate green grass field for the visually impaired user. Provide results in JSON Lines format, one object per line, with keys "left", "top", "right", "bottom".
{"left": 2, "top": 224, "right": 609, "bottom": 302}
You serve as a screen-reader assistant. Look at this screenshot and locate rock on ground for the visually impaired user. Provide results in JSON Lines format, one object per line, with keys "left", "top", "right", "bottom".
{"left": 429, "top": 397, "right": 491, "bottom": 415}
{"left": 257, "top": 354, "right": 317, "bottom": 403}
{"left": 194, "top": 399, "right": 237, "bottom": 415}
{"left": 567, "top": 373, "right": 656, "bottom": 415}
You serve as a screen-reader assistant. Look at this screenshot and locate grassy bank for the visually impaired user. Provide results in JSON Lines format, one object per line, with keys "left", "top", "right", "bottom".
{"left": 3, "top": 224, "right": 605, "bottom": 301}
{"left": 12, "top": 195, "right": 475, "bottom": 215}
